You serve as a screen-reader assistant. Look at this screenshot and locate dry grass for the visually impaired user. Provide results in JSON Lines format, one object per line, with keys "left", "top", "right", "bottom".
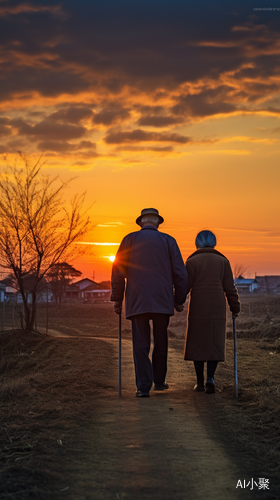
{"left": 1, "top": 302, "right": 124, "bottom": 338}
{"left": 168, "top": 294, "right": 280, "bottom": 488}
{"left": 0, "top": 328, "right": 116, "bottom": 499}
{"left": 0, "top": 378, "right": 33, "bottom": 400}
{"left": 0, "top": 295, "right": 280, "bottom": 498}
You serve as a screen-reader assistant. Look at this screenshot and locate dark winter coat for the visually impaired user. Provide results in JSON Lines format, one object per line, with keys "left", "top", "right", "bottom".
{"left": 184, "top": 248, "right": 240, "bottom": 361}
{"left": 111, "top": 225, "right": 188, "bottom": 319}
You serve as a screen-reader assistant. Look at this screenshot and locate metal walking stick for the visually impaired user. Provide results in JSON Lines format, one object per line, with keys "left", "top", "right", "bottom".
{"left": 118, "top": 310, "right": 122, "bottom": 397}
{"left": 233, "top": 315, "right": 238, "bottom": 399}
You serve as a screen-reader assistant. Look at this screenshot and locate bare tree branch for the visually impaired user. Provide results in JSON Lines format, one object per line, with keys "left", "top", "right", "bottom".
{"left": 233, "top": 263, "right": 249, "bottom": 279}
{"left": 0, "top": 153, "right": 93, "bottom": 331}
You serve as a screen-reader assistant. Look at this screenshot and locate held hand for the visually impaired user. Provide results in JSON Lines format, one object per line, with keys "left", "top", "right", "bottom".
{"left": 175, "top": 303, "right": 184, "bottom": 313}
{"left": 114, "top": 301, "right": 122, "bottom": 314}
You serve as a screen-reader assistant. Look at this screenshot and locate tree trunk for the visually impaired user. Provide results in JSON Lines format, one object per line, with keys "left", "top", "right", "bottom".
{"left": 23, "top": 299, "right": 32, "bottom": 331}
{"left": 18, "top": 283, "right": 32, "bottom": 331}
{"left": 30, "top": 291, "right": 37, "bottom": 331}
{"left": 18, "top": 288, "right": 36, "bottom": 331}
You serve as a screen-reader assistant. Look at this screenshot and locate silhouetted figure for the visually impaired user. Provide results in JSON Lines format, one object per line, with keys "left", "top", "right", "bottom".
{"left": 185, "top": 230, "right": 240, "bottom": 394}
{"left": 111, "top": 208, "right": 188, "bottom": 397}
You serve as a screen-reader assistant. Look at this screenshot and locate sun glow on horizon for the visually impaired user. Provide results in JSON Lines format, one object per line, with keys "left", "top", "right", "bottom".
{"left": 76, "top": 242, "right": 120, "bottom": 246}
{"left": 109, "top": 255, "right": 115, "bottom": 262}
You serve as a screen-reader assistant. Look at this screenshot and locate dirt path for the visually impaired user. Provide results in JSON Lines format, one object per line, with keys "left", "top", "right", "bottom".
{"left": 52, "top": 336, "right": 266, "bottom": 500}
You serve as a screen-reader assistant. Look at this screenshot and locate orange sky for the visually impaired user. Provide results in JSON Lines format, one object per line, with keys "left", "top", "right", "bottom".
{"left": 0, "top": 1, "right": 279, "bottom": 281}
{"left": 70, "top": 141, "right": 280, "bottom": 281}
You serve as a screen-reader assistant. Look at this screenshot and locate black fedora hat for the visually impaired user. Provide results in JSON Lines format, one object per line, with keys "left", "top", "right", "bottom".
{"left": 136, "top": 208, "right": 164, "bottom": 226}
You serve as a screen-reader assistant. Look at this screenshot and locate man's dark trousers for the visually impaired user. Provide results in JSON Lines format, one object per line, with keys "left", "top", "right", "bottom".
{"left": 131, "top": 313, "right": 170, "bottom": 393}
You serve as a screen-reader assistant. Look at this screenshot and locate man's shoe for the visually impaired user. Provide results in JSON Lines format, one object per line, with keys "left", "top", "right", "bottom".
{"left": 193, "top": 384, "right": 204, "bottom": 392}
{"left": 205, "top": 382, "right": 215, "bottom": 394}
{"left": 136, "top": 390, "right": 149, "bottom": 397}
{"left": 154, "top": 382, "right": 169, "bottom": 391}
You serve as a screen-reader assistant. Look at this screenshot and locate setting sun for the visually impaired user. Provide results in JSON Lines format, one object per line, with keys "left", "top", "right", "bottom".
{"left": 109, "top": 256, "right": 115, "bottom": 263}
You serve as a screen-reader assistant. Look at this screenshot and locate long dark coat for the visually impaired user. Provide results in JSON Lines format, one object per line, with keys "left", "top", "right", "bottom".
{"left": 111, "top": 225, "right": 188, "bottom": 319}
{"left": 184, "top": 248, "right": 240, "bottom": 361}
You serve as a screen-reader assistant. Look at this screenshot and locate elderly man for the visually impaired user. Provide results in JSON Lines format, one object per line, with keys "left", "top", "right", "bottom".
{"left": 111, "top": 208, "right": 188, "bottom": 397}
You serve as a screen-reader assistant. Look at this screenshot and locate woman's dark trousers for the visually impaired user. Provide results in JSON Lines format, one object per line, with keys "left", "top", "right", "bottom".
{"left": 194, "top": 360, "right": 218, "bottom": 386}
{"left": 131, "top": 313, "right": 169, "bottom": 393}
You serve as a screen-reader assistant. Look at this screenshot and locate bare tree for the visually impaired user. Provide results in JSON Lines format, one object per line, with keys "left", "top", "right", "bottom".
{"left": 0, "top": 153, "right": 92, "bottom": 331}
{"left": 233, "top": 263, "right": 249, "bottom": 279}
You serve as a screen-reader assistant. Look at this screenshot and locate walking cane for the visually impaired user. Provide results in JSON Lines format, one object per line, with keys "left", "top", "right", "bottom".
{"left": 118, "top": 310, "right": 122, "bottom": 397}
{"left": 233, "top": 315, "right": 238, "bottom": 399}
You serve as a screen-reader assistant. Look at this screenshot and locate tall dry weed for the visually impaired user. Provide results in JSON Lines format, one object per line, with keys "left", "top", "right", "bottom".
{"left": 0, "top": 377, "right": 32, "bottom": 400}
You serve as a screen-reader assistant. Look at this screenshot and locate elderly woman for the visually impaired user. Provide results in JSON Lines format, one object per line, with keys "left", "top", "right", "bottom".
{"left": 184, "top": 230, "right": 240, "bottom": 393}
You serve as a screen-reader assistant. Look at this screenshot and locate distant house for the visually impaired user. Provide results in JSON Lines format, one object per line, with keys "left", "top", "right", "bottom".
{"left": 0, "top": 278, "right": 53, "bottom": 304}
{"left": 64, "top": 278, "right": 110, "bottom": 302}
{"left": 234, "top": 277, "right": 258, "bottom": 293}
{"left": 36, "top": 284, "right": 54, "bottom": 303}
{"left": 15, "top": 289, "right": 54, "bottom": 304}
{"left": 63, "top": 278, "right": 95, "bottom": 301}
{"left": 83, "top": 284, "right": 111, "bottom": 302}
{"left": 0, "top": 279, "right": 19, "bottom": 303}
{"left": 72, "top": 278, "right": 96, "bottom": 291}
{"left": 255, "top": 276, "right": 280, "bottom": 294}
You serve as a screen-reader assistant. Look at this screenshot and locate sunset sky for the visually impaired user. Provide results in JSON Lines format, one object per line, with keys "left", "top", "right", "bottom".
{"left": 0, "top": 0, "right": 279, "bottom": 281}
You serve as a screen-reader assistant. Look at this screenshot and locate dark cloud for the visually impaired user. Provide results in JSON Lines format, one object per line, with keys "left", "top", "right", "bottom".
{"left": 113, "top": 137, "right": 217, "bottom": 150}
{"left": 93, "top": 105, "right": 130, "bottom": 125}
{"left": 0, "top": 116, "right": 12, "bottom": 136}
{"left": 0, "top": 0, "right": 279, "bottom": 157}
{"left": 49, "top": 106, "right": 93, "bottom": 123}
{"left": 37, "top": 139, "right": 98, "bottom": 154}
{"left": 135, "top": 105, "right": 164, "bottom": 114}
{"left": 261, "top": 106, "right": 280, "bottom": 115}
{"left": 0, "top": 69, "right": 90, "bottom": 102}
{"left": 172, "top": 86, "right": 237, "bottom": 117}
{"left": 137, "top": 115, "right": 184, "bottom": 127}
{"left": 4, "top": 138, "right": 28, "bottom": 149}
{"left": 12, "top": 117, "right": 87, "bottom": 140}
{"left": 104, "top": 129, "right": 192, "bottom": 144}
{"left": 0, "top": 1, "right": 279, "bottom": 99}
{"left": 0, "top": 124, "right": 12, "bottom": 136}
{"left": 116, "top": 145, "right": 174, "bottom": 152}
{"left": 243, "top": 82, "right": 280, "bottom": 103}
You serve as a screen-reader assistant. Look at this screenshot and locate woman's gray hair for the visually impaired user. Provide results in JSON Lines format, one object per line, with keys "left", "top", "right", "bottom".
{"left": 195, "top": 230, "right": 216, "bottom": 249}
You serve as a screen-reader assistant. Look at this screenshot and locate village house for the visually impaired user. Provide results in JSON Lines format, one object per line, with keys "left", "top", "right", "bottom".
{"left": 255, "top": 275, "right": 280, "bottom": 294}
{"left": 82, "top": 283, "right": 111, "bottom": 302}
{"left": 64, "top": 278, "right": 111, "bottom": 302}
{"left": 63, "top": 278, "right": 94, "bottom": 301}
{"left": 0, "top": 277, "right": 111, "bottom": 304}
{"left": 234, "top": 277, "right": 259, "bottom": 294}
{"left": 234, "top": 275, "right": 280, "bottom": 294}
{"left": 0, "top": 279, "right": 54, "bottom": 304}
